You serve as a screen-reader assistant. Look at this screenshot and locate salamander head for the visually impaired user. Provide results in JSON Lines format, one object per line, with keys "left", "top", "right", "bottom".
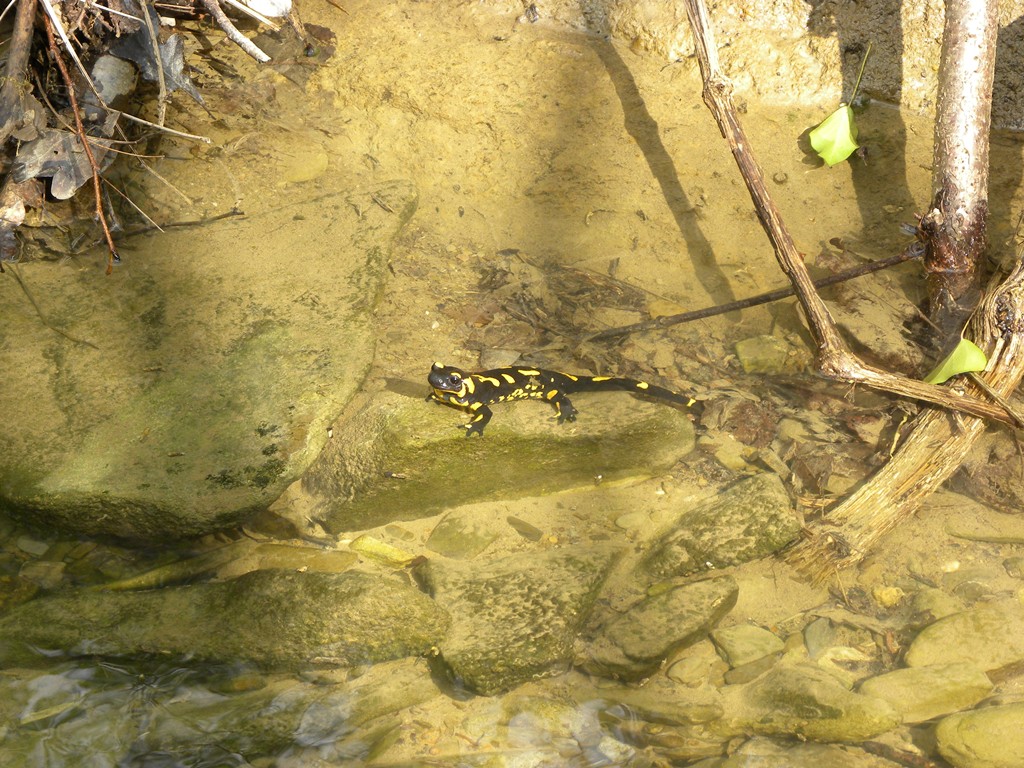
{"left": 429, "top": 362, "right": 471, "bottom": 404}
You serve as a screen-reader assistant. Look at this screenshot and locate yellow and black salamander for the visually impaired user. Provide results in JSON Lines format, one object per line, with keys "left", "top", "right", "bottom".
{"left": 428, "top": 362, "right": 702, "bottom": 436}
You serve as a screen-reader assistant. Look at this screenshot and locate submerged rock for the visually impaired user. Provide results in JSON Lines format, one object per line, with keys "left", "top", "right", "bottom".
{"left": 298, "top": 388, "right": 699, "bottom": 532}
{"left": 711, "top": 623, "right": 785, "bottom": 668}
{"left": 640, "top": 473, "right": 800, "bottom": 579}
{"left": 710, "top": 736, "right": 899, "bottom": 767}
{"left": 858, "top": 663, "right": 992, "bottom": 724}
{"left": 426, "top": 506, "right": 505, "bottom": 559}
{"left": 414, "top": 545, "right": 621, "bottom": 695}
{"left": 139, "top": 658, "right": 439, "bottom": 760}
{"left": 718, "top": 662, "right": 900, "bottom": 742}
{"left": 0, "top": 568, "right": 448, "bottom": 669}
{"left": 582, "top": 575, "right": 738, "bottom": 681}
{"left": 0, "top": 180, "right": 417, "bottom": 542}
{"left": 936, "top": 702, "right": 1024, "bottom": 768}
{"left": 905, "top": 598, "right": 1024, "bottom": 671}
{"left": 734, "top": 334, "right": 801, "bottom": 374}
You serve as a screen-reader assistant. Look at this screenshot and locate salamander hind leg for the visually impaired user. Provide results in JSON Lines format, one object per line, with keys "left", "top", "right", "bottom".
{"left": 551, "top": 394, "right": 578, "bottom": 424}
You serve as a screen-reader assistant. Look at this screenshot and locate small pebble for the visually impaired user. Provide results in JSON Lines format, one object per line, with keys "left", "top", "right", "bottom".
{"left": 506, "top": 516, "right": 543, "bottom": 541}
{"left": 614, "top": 512, "right": 649, "bottom": 530}
{"left": 15, "top": 536, "right": 50, "bottom": 557}
{"left": 872, "top": 585, "right": 905, "bottom": 608}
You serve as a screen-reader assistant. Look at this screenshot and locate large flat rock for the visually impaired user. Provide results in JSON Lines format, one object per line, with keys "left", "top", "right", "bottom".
{"left": 0, "top": 568, "right": 448, "bottom": 669}
{"left": 0, "top": 181, "right": 416, "bottom": 540}
{"left": 292, "top": 388, "right": 698, "bottom": 533}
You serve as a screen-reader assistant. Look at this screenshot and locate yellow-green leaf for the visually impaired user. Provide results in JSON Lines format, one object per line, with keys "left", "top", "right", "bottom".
{"left": 809, "top": 105, "right": 859, "bottom": 166}
{"left": 924, "top": 339, "right": 988, "bottom": 385}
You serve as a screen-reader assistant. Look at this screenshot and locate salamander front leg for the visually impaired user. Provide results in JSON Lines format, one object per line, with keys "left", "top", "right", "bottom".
{"left": 463, "top": 404, "right": 493, "bottom": 437}
{"left": 552, "top": 395, "right": 578, "bottom": 424}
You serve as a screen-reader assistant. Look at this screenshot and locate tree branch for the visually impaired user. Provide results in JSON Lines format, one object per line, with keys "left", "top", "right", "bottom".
{"left": 681, "top": 0, "right": 1016, "bottom": 425}
{"left": 921, "top": 0, "right": 998, "bottom": 331}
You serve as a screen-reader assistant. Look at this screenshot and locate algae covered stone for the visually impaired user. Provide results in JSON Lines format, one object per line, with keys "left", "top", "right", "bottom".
{"left": 858, "top": 663, "right": 992, "bottom": 723}
{"left": 583, "top": 575, "right": 738, "bottom": 681}
{"left": 641, "top": 473, "right": 799, "bottom": 578}
{"left": 936, "top": 702, "right": 1024, "bottom": 768}
{"left": 0, "top": 568, "right": 448, "bottom": 669}
{"left": 711, "top": 623, "right": 785, "bottom": 668}
{"left": 304, "top": 389, "right": 698, "bottom": 532}
{"left": 905, "top": 599, "right": 1024, "bottom": 671}
{"left": 141, "top": 658, "right": 439, "bottom": 758}
{"left": 719, "top": 662, "right": 900, "bottom": 742}
{"left": 0, "top": 180, "right": 417, "bottom": 541}
{"left": 414, "top": 545, "right": 621, "bottom": 695}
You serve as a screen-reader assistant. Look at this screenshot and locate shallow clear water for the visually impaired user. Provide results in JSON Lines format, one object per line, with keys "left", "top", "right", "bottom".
{"left": 4, "top": 0, "right": 1024, "bottom": 765}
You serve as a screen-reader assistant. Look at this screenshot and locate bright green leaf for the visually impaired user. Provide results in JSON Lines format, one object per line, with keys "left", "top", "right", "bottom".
{"left": 924, "top": 339, "right": 988, "bottom": 385}
{"left": 808, "top": 105, "right": 859, "bottom": 166}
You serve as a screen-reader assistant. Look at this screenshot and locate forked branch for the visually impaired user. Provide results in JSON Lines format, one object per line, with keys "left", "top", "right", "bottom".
{"left": 681, "top": 0, "right": 1015, "bottom": 426}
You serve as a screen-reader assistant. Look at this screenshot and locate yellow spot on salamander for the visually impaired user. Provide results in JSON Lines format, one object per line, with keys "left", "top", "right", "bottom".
{"left": 517, "top": 369, "right": 541, "bottom": 376}
{"left": 469, "top": 402, "right": 482, "bottom": 410}
{"left": 562, "top": 373, "right": 578, "bottom": 381}
{"left": 636, "top": 381, "right": 649, "bottom": 389}
{"left": 464, "top": 377, "right": 476, "bottom": 394}
{"left": 501, "top": 373, "right": 516, "bottom": 384}
{"left": 477, "top": 376, "right": 502, "bottom": 386}
{"left": 592, "top": 376, "right": 611, "bottom": 382}
{"left": 545, "top": 389, "right": 559, "bottom": 400}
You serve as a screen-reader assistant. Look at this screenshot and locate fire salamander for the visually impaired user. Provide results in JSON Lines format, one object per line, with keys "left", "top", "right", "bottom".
{"left": 428, "top": 362, "right": 702, "bottom": 437}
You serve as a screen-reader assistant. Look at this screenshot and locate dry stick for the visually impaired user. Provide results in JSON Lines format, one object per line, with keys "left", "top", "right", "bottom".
{"left": 119, "top": 112, "right": 212, "bottom": 143}
{"left": 43, "top": 16, "right": 120, "bottom": 275}
{"left": 682, "top": 0, "right": 1024, "bottom": 581}
{"left": 200, "top": 0, "right": 271, "bottom": 63}
{"left": 587, "top": 242, "right": 924, "bottom": 342}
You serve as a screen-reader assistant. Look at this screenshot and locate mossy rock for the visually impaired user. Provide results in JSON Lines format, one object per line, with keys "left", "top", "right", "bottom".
{"left": 0, "top": 181, "right": 417, "bottom": 541}
{"left": 303, "top": 388, "right": 698, "bottom": 533}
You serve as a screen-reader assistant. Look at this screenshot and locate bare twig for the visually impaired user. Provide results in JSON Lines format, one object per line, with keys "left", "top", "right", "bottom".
{"left": 43, "top": 15, "right": 120, "bottom": 274}
{"left": 586, "top": 242, "right": 925, "bottom": 342}
{"left": 222, "top": 0, "right": 282, "bottom": 31}
{"left": 200, "top": 0, "right": 272, "bottom": 63}
{"left": 118, "top": 112, "right": 212, "bottom": 143}
{"left": 39, "top": 0, "right": 104, "bottom": 99}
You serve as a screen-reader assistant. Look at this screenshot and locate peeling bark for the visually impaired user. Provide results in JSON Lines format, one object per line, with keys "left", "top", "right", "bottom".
{"left": 921, "top": 0, "right": 999, "bottom": 334}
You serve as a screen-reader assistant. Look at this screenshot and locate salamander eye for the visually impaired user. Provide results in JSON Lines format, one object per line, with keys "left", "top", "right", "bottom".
{"left": 449, "top": 372, "right": 462, "bottom": 384}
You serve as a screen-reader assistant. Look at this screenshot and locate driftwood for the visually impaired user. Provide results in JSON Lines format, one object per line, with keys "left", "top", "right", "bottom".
{"left": 681, "top": 0, "right": 1024, "bottom": 581}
